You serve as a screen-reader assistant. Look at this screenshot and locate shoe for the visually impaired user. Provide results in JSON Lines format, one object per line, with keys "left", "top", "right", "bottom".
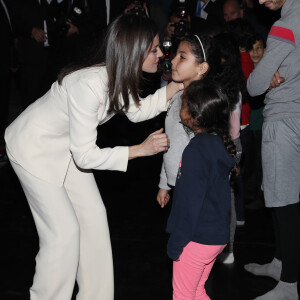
{"left": 218, "top": 252, "right": 235, "bottom": 264}
{"left": 236, "top": 220, "right": 245, "bottom": 226}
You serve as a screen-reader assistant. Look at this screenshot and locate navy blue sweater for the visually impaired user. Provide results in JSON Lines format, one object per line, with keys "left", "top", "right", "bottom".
{"left": 166, "top": 133, "right": 236, "bottom": 261}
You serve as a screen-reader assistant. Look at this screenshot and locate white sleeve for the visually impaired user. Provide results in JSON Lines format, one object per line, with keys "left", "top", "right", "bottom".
{"left": 67, "top": 78, "right": 129, "bottom": 171}
{"left": 125, "top": 86, "right": 168, "bottom": 122}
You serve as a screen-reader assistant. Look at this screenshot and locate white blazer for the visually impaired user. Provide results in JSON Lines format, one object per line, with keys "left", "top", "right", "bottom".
{"left": 5, "top": 66, "right": 168, "bottom": 186}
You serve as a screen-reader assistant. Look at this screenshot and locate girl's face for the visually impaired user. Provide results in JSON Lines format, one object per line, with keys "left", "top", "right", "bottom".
{"left": 171, "top": 41, "right": 206, "bottom": 87}
{"left": 180, "top": 97, "right": 194, "bottom": 130}
{"left": 249, "top": 40, "right": 265, "bottom": 67}
{"left": 180, "top": 97, "right": 202, "bottom": 134}
{"left": 142, "top": 35, "right": 163, "bottom": 73}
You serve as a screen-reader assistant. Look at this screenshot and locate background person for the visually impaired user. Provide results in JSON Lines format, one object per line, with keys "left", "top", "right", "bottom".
{"left": 244, "top": 0, "right": 300, "bottom": 299}
{"left": 9, "top": 0, "right": 59, "bottom": 109}
{"left": 245, "top": 33, "right": 266, "bottom": 210}
{"left": 222, "top": 0, "right": 268, "bottom": 41}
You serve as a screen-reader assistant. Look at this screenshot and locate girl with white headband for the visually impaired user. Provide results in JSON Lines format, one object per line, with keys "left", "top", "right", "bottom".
{"left": 157, "top": 34, "right": 212, "bottom": 209}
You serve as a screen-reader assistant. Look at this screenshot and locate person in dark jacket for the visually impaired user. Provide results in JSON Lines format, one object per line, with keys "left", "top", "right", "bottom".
{"left": 9, "top": 0, "right": 106, "bottom": 109}
{"left": 166, "top": 80, "right": 237, "bottom": 300}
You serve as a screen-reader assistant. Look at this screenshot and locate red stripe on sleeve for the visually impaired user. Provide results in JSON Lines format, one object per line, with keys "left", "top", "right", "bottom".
{"left": 269, "top": 26, "right": 295, "bottom": 43}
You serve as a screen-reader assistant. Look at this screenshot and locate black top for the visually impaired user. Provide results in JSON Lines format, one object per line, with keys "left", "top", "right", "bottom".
{"left": 166, "top": 133, "right": 235, "bottom": 260}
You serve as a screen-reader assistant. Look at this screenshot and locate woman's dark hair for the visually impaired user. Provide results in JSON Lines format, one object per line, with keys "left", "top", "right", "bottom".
{"left": 184, "top": 80, "right": 238, "bottom": 174}
{"left": 207, "top": 33, "right": 246, "bottom": 110}
{"left": 58, "top": 14, "right": 158, "bottom": 114}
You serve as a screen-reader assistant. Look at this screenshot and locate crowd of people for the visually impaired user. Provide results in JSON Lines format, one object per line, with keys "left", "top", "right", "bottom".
{"left": 0, "top": 0, "right": 299, "bottom": 300}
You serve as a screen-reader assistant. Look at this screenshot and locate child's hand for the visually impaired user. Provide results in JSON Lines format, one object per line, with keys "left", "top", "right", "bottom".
{"left": 156, "top": 188, "right": 170, "bottom": 208}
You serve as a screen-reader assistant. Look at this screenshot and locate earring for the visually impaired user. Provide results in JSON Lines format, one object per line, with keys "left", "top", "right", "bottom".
{"left": 198, "top": 72, "right": 201, "bottom": 76}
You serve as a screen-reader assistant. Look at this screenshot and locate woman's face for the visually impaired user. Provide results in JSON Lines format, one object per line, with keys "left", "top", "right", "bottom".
{"left": 142, "top": 35, "right": 163, "bottom": 73}
{"left": 171, "top": 41, "right": 203, "bottom": 87}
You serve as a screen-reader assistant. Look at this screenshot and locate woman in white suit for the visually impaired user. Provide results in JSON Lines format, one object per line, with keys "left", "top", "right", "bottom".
{"left": 5, "top": 14, "right": 183, "bottom": 300}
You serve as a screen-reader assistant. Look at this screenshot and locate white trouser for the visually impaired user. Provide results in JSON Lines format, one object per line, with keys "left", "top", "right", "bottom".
{"left": 9, "top": 157, "right": 114, "bottom": 300}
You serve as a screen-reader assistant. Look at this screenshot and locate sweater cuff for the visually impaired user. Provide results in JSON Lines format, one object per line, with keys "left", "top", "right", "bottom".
{"left": 167, "top": 234, "right": 189, "bottom": 261}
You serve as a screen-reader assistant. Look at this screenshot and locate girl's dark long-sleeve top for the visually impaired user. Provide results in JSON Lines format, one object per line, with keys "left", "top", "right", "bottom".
{"left": 166, "top": 133, "right": 236, "bottom": 261}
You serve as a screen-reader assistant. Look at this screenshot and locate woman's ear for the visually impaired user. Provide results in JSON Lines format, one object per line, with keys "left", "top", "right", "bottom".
{"left": 198, "top": 62, "right": 210, "bottom": 77}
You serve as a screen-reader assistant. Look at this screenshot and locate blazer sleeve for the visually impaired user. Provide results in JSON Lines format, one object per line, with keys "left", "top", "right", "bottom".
{"left": 67, "top": 78, "right": 129, "bottom": 171}
{"left": 124, "top": 86, "right": 168, "bottom": 122}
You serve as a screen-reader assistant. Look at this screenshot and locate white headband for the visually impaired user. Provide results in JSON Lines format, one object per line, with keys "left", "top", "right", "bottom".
{"left": 194, "top": 34, "right": 206, "bottom": 62}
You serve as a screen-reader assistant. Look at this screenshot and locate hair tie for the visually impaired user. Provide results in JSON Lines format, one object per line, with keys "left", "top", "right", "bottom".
{"left": 194, "top": 34, "right": 206, "bottom": 62}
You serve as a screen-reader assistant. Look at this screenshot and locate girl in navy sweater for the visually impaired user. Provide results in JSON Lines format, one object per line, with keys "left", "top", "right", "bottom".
{"left": 167, "top": 80, "right": 238, "bottom": 300}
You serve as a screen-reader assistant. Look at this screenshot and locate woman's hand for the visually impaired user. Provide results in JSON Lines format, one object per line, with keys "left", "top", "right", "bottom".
{"left": 166, "top": 81, "right": 184, "bottom": 101}
{"left": 156, "top": 188, "right": 170, "bottom": 208}
{"left": 129, "top": 128, "right": 169, "bottom": 159}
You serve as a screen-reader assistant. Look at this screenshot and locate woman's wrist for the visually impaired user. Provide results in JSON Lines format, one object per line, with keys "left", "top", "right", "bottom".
{"left": 128, "top": 129, "right": 168, "bottom": 160}
{"left": 166, "top": 81, "right": 184, "bottom": 101}
{"left": 128, "top": 144, "right": 143, "bottom": 160}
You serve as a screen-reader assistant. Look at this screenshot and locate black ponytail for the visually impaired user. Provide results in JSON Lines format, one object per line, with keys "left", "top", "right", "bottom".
{"left": 183, "top": 80, "right": 239, "bottom": 174}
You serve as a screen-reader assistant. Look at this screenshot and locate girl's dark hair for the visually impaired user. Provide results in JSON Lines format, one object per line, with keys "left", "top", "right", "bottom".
{"left": 184, "top": 80, "right": 238, "bottom": 174}
{"left": 251, "top": 33, "right": 266, "bottom": 48}
{"left": 207, "top": 33, "right": 246, "bottom": 110}
{"left": 58, "top": 14, "right": 158, "bottom": 114}
{"left": 182, "top": 34, "right": 212, "bottom": 67}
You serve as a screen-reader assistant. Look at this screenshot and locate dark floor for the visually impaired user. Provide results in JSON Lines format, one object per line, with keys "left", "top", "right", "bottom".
{"left": 0, "top": 134, "right": 279, "bottom": 300}
{"left": 0, "top": 80, "right": 280, "bottom": 300}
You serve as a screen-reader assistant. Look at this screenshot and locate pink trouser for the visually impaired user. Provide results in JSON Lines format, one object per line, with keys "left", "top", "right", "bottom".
{"left": 173, "top": 242, "right": 226, "bottom": 300}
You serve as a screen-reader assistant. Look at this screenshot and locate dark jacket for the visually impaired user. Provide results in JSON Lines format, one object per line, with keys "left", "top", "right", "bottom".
{"left": 10, "top": 0, "right": 106, "bottom": 65}
{"left": 166, "top": 133, "right": 235, "bottom": 261}
{"left": 9, "top": 0, "right": 59, "bottom": 65}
